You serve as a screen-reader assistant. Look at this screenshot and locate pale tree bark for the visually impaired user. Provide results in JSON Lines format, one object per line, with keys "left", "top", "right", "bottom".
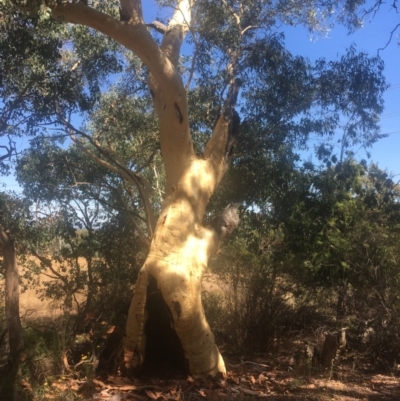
{"left": 14, "top": 0, "right": 241, "bottom": 378}
{"left": 0, "top": 226, "right": 23, "bottom": 364}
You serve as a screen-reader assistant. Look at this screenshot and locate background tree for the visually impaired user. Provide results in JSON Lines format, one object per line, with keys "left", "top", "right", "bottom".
{"left": 16, "top": 142, "right": 145, "bottom": 329}
{"left": 266, "top": 158, "right": 400, "bottom": 360}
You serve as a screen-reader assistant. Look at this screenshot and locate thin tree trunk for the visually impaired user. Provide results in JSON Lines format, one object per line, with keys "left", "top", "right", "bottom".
{"left": 336, "top": 282, "right": 347, "bottom": 320}
{"left": 0, "top": 226, "right": 23, "bottom": 401}
{"left": 0, "top": 226, "right": 23, "bottom": 363}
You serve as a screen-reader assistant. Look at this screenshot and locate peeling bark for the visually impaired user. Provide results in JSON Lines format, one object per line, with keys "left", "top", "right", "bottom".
{"left": 212, "top": 203, "right": 241, "bottom": 240}
{"left": 0, "top": 226, "right": 23, "bottom": 364}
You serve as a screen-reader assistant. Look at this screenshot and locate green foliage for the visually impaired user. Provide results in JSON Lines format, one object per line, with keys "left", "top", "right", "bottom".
{"left": 21, "top": 326, "right": 63, "bottom": 384}
{"left": 206, "top": 212, "right": 291, "bottom": 352}
{"left": 0, "top": 0, "right": 123, "bottom": 173}
{"left": 274, "top": 160, "right": 400, "bottom": 291}
{"left": 0, "top": 323, "right": 65, "bottom": 401}
{"left": 4, "top": 140, "right": 143, "bottom": 332}
{"left": 204, "top": 158, "right": 400, "bottom": 370}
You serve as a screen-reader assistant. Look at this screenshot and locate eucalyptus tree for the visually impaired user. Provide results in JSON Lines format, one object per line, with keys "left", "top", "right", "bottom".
{"left": 4, "top": 0, "right": 388, "bottom": 378}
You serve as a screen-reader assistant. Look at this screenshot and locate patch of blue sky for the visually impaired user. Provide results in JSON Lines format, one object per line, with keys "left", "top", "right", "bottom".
{"left": 283, "top": 5, "right": 400, "bottom": 174}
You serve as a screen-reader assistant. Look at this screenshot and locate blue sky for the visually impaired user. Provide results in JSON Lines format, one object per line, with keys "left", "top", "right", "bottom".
{"left": 283, "top": 8, "right": 400, "bottom": 175}
{"left": 1, "top": 2, "right": 399, "bottom": 192}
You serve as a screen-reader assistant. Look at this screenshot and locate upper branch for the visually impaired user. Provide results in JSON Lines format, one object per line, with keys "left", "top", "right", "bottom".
{"left": 0, "top": 136, "right": 16, "bottom": 162}
{"left": 13, "top": 0, "right": 195, "bottom": 187}
{"left": 146, "top": 0, "right": 195, "bottom": 187}
{"left": 48, "top": 2, "right": 180, "bottom": 98}
{"left": 160, "top": 0, "right": 191, "bottom": 67}
{"left": 203, "top": 79, "right": 242, "bottom": 186}
{"left": 58, "top": 116, "right": 156, "bottom": 235}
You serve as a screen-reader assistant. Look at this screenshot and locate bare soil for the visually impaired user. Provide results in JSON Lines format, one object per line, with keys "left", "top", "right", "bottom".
{"left": 45, "top": 355, "right": 400, "bottom": 400}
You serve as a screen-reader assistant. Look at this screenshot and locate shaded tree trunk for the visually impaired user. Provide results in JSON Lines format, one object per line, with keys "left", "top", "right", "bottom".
{"left": 320, "top": 333, "right": 338, "bottom": 368}
{"left": 0, "top": 226, "right": 23, "bottom": 401}
{"left": 320, "top": 329, "right": 346, "bottom": 368}
{"left": 0, "top": 226, "right": 23, "bottom": 364}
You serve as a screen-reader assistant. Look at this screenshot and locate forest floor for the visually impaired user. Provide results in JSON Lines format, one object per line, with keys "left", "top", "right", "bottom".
{"left": 40, "top": 353, "right": 400, "bottom": 401}
{"left": 12, "top": 273, "right": 400, "bottom": 401}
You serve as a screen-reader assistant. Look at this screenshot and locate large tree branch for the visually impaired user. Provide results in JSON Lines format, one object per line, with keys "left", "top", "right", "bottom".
{"left": 12, "top": 0, "right": 195, "bottom": 188}
{"left": 119, "top": 0, "right": 143, "bottom": 23}
{"left": 147, "top": 21, "right": 168, "bottom": 35}
{"left": 160, "top": 0, "right": 191, "bottom": 68}
{"left": 67, "top": 131, "right": 156, "bottom": 236}
{"left": 146, "top": 0, "right": 195, "bottom": 189}
{"left": 49, "top": 3, "right": 173, "bottom": 90}
{"left": 204, "top": 79, "right": 242, "bottom": 186}
{"left": 57, "top": 114, "right": 156, "bottom": 235}
{"left": 41, "top": 1, "right": 195, "bottom": 185}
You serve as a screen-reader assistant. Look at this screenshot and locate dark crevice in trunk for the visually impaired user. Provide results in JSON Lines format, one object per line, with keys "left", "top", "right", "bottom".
{"left": 142, "top": 275, "right": 187, "bottom": 377}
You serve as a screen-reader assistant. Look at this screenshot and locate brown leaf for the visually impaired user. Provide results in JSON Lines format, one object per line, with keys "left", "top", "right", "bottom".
{"left": 145, "top": 389, "right": 162, "bottom": 400}
{"left": 258, "top": 373, "right": 266, "bottom": 385}
{"left": 51, "top": 382, "right": 68, "bottom": 391}
{"left": 21, "top": 379, "right": 33, "bottom": 393}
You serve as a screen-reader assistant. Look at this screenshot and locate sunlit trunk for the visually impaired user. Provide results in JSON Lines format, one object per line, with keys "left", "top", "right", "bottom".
{"left": 122, "top": 160, "right": 230, "bottom": 378}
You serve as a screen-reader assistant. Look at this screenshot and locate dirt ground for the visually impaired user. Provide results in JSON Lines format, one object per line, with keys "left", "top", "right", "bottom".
{"left": 45, "top": 356, "right": 400, "bottom": 400}
{"left": 5, "top": 269, "right": 400, "bottom": 400}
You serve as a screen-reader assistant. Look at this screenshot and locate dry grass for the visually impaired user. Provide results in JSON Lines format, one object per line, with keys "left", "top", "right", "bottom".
{"left": 7, "top": 256, "right": 88, "bottom": 320}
